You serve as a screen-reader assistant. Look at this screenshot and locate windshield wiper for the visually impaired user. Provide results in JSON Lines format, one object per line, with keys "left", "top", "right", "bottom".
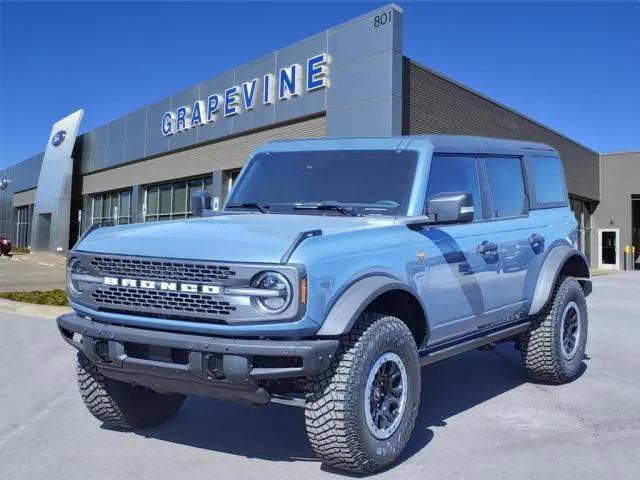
{"left": 226, "top": 202, "right": 270, "bottom": 214}
{"left": 294, "top": 202, "right": 359, "bottom": 217}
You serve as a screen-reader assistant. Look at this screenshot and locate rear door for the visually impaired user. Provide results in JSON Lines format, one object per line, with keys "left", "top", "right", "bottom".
{"left": 480, "top": 155, "right": 541, "bottom": 325}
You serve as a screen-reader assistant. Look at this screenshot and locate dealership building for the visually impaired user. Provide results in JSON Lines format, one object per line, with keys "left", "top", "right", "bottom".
{"left": 0, "top": 4, "right": 632, "bottom": 269}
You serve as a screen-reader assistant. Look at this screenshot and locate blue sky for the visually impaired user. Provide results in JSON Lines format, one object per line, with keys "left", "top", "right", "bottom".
{"left": 1, "top": 1, "right": 638, "bottom": 169}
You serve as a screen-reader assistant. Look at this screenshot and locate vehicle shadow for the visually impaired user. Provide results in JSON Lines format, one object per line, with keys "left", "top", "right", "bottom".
{"left": 122, "top": 343, "right": 586, "bottom": 471}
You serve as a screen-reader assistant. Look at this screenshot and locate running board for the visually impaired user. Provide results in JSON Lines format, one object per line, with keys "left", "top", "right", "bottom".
{"left": 419, "top": 322, "right": 531, "bottom": 366}
{"left": 270, "top": 393, "right": 306, "bottom": 408}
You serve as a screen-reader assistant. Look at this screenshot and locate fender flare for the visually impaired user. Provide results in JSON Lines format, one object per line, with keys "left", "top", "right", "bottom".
{"left": 315, "top": 275, "right": 429, "bottom": 337}
{"left": 528, "top": 245, "right": 590, "bottom": 316}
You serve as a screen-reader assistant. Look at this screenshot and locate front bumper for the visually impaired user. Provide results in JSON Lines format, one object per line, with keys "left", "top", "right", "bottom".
{"left": 57, "top": 313, "right": 338, "bottom": 405}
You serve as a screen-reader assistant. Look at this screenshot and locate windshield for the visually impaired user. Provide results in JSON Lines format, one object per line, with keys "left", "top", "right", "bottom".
{"left": 226, "top": 149, "right": 418, "bottom": 216}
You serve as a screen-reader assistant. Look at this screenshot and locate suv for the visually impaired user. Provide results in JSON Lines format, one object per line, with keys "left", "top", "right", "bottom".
{"left": 58, "top": 136, "right": 591, "bottom": 474}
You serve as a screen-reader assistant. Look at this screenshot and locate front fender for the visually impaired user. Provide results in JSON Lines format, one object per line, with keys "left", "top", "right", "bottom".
{"left": 528, "top": 245, "right": 590, "bottom": 316}
{"left": 315, "top": 275, "right": 426, "bottom": 337}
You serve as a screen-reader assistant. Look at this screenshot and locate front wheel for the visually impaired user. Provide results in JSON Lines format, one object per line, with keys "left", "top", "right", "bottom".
{"left": 520, "top": 276, "right": 588, "bottom": 384}
{"left": 76, "top": 352, "right": 185, "bottom": 429}
{"left": 304, "top": 314, "right": 421, "bottom": 474}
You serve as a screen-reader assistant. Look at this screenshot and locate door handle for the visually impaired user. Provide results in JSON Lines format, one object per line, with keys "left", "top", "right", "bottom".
{"left": 478, "top": 241, "right": 498, "bottom": 254}
{"left": 529, "top": 233, "right": 545, "bottom": 245}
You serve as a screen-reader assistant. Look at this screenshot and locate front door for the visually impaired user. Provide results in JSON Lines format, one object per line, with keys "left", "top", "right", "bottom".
{"left": 599, "top": 228, "right": 620, "bottom": 269}
{"left": 417, "top": 154, "right": 500, "bottom": 343}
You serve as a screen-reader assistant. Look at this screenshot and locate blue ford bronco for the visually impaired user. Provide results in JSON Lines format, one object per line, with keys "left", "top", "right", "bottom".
{"left": 58, "top": 136, "right": 591, "bottom": 474}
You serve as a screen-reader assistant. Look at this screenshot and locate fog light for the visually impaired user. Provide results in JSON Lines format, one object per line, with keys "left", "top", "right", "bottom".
{"left": 93, "top": 339, "right": 110, "bottom": 362}
{"left": 205, "top": 354, "right": 225, "bottom": 379}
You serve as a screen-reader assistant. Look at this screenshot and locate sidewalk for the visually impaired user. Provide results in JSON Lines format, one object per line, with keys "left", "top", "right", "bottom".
{"left": 0, "top": 298, "right": 70, "bottom": 319}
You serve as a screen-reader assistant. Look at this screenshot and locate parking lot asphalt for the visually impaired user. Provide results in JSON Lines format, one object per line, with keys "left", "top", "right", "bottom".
{"left": 0, "top": 253, "right": 66, "bottom": 292}
{"left": 1, "top": 272, "right": 639, "bottom": 480}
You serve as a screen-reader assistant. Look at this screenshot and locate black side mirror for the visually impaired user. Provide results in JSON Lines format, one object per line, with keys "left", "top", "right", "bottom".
{"left": 426, "top": 191, "right": 474, "bottom": 224}
{"left": 191, "top": 190, "right": 212, "bottom": 217}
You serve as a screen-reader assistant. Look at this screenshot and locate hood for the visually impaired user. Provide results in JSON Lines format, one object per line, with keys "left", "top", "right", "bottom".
{"left": 76, "top": 213, "right": 393, "bottom": 263}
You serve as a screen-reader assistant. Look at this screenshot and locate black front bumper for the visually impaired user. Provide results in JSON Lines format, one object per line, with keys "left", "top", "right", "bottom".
{"left": 57, "top": 313, "right": 338, "bottom": 405}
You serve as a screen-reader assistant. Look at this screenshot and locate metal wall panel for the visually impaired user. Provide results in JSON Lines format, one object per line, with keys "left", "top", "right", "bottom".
{"left": 143, "top": 98, "right": 172, "bottom": 160}
{"left": 326, "top": 5, "right": 403, "bottom": 137}
{"left": 0, "top": 154, "right": 43, "bottom": 240}
{"left": 595, "top": 152, "right": 640, "bottom": 267}
{"left": 32, "top": 109, "right": 84, "bottom": 252}
{"left": 404, "top": 59, "right": 600, "bottom": 202}
{"left": 274, "top": 32, "right": 327, "bottom": 125}
{"left": 81, "top": 116, "right": 326, "bottom": 195}
{"left": 168, "top": 84, "right": 200, "bottom": 151}
{"left": 105, "top": 117, "right": 126, "bottom": 167}
{"left": 196, "top": 71, "right": 235, "bottom": 143}
{"left": 85, "top": 125, "right": 108, "bottom": 173}
{"left": 13, "top": 188, "right": 37, "bottom": 207}
{"left": 124, "top": 107, "right": 147, "bottom": 162}
{"left": 232, "top": 54, "right": 277, "bottom": 133}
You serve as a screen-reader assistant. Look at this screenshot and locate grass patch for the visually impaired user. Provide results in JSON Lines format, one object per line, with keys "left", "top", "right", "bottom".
{"left": 0, "top": 289, "right": 69, "bottom": 306}
{"left": 12, "top": 246, "right": 30, "bottom": 254}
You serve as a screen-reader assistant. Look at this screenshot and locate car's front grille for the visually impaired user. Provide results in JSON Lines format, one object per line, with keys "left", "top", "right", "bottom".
{"left": 73, "top": 253, "right": 301, "bottom": 324}
{"left": 92, "top": 286, "right": 237, "bottom": 317}
{"left": 90, "top": 256, "right": 236, "bottom": 283}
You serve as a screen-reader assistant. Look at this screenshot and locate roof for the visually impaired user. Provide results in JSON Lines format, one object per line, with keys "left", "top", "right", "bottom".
{"left": 263, "top": 134, "right": 556, "bottom": 155}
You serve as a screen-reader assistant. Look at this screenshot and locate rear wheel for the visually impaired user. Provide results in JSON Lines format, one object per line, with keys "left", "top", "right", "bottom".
{"left": 76, "top": 352, "right": 185, "bottom": 429}
{"left": 521, "top": 276, "right": 588, "bottom": 384}
{"left": 304, "top": 314, "right": 421, "bottom": 474}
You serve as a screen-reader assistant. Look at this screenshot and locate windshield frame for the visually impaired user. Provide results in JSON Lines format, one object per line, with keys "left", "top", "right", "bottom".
{"left": 225, "top": 149, "right": 421, "bottom": 217}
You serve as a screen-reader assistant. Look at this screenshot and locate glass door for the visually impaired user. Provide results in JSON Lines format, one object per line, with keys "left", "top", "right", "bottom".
{"left": 599, "top": 229, "right": 620, "bottom": 270}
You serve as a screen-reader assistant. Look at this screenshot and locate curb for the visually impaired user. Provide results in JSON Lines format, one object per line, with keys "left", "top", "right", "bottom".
{"left": 0, "top": 298, "right": 71, "bottom": 319}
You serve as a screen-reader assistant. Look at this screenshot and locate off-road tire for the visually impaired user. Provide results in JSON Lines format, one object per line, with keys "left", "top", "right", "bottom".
{"left": 304, "top": 314, "right": 421, "bottom": 474}
{"left": 76, "top": 352, "right": 185, "bottom": 429}
{"left": 520, "top": 276, "right": 588, "bottom": 384}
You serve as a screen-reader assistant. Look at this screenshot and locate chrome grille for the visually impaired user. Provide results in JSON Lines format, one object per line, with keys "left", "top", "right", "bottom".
{"left": 90, "top": 256, "right": 236, "bottom": 283}
{"left": 92, "top": 287, "right": 237, "bottom": 317}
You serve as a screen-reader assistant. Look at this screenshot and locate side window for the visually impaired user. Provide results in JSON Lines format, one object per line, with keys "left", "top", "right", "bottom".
{"left": 484, "top": 156, "right": 526, "bottom": 218}
{"left": 426, "top": 155, "right": 482, "bottom": 221}
{"left": 528, "top": 156, "right": 567, "bottom": 205}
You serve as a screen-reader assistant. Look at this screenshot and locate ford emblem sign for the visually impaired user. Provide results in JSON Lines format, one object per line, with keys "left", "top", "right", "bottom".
{"left": 0, "top": 177, "right": 9, "bottom": 191}
{"left": 52, "top": 130, "right": 67, "bottom": 147}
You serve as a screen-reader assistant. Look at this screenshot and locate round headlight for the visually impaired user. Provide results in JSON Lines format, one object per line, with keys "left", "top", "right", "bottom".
{"left": 66, "top": 258, "right": 88, "bottom": 296}
{"left": 251, "top": 271, "right": 292, "bottom": 314}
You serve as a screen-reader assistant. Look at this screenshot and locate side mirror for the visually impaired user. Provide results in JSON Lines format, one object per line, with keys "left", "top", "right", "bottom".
{"left": 426, "top": 191, "right": 474, "bottom": 224}
{"left": 191, "top": 189, "right": 212, "bottom": 217}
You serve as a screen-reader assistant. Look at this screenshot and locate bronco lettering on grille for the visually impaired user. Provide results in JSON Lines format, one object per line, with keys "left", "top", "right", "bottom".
{"left": 103, "top": 277, "right": 221, "bottom": 295}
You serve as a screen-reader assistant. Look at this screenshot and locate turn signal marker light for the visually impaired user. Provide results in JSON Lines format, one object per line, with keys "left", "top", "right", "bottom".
{"left": 300, "top": 277, "right": 308, "bottom": 305}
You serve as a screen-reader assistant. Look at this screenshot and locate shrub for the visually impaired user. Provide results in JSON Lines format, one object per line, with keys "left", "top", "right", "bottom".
{"left": 0, "top": 289, "right": 69, "bottom": 306}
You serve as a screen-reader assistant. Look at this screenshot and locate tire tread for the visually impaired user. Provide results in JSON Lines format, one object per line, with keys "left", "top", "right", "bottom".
{"left": 304, "top": 313, "right": 419, "bottom": 474}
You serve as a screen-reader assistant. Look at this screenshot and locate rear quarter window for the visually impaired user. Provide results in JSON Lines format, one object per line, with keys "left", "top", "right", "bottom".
{"left": 528, "top": 156, "right": 568, "bottom": 206}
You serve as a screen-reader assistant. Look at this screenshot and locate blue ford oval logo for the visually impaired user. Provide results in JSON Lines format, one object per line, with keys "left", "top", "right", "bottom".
{"left": 52, "top": 130, "right": 67, "bottom": 147}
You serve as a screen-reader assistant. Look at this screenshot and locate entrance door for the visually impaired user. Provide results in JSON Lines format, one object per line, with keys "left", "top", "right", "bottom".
{"left": 599, "top": 229, "right": 620, "bottom": 269}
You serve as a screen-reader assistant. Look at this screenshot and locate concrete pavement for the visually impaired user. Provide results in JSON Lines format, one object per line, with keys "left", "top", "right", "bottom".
{"left": 0, "top": 272, "right": 639, "bottom": 479}
{"left": 0, "top": 253, "right": 66, "bottom": 292}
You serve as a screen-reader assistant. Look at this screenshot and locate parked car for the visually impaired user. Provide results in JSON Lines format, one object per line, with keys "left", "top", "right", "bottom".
{"left": 0, "top": 235, "right": 12, "bottom": 257}
{"left": 57, "top": 136, "right": 591, "bottom": 474}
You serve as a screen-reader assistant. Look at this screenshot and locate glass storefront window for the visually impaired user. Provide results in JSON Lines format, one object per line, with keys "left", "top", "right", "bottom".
{"left": 173, "top": 181, "right": 187, "bottom": 214}
{"left": 91, "top": 189, "right": 133, "bottom": 226}
{"left": 145, "top": 175, "right": 213, "bottom": 222}
{"left": 15, "top": 205, "right": 32, "bottom": 248}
